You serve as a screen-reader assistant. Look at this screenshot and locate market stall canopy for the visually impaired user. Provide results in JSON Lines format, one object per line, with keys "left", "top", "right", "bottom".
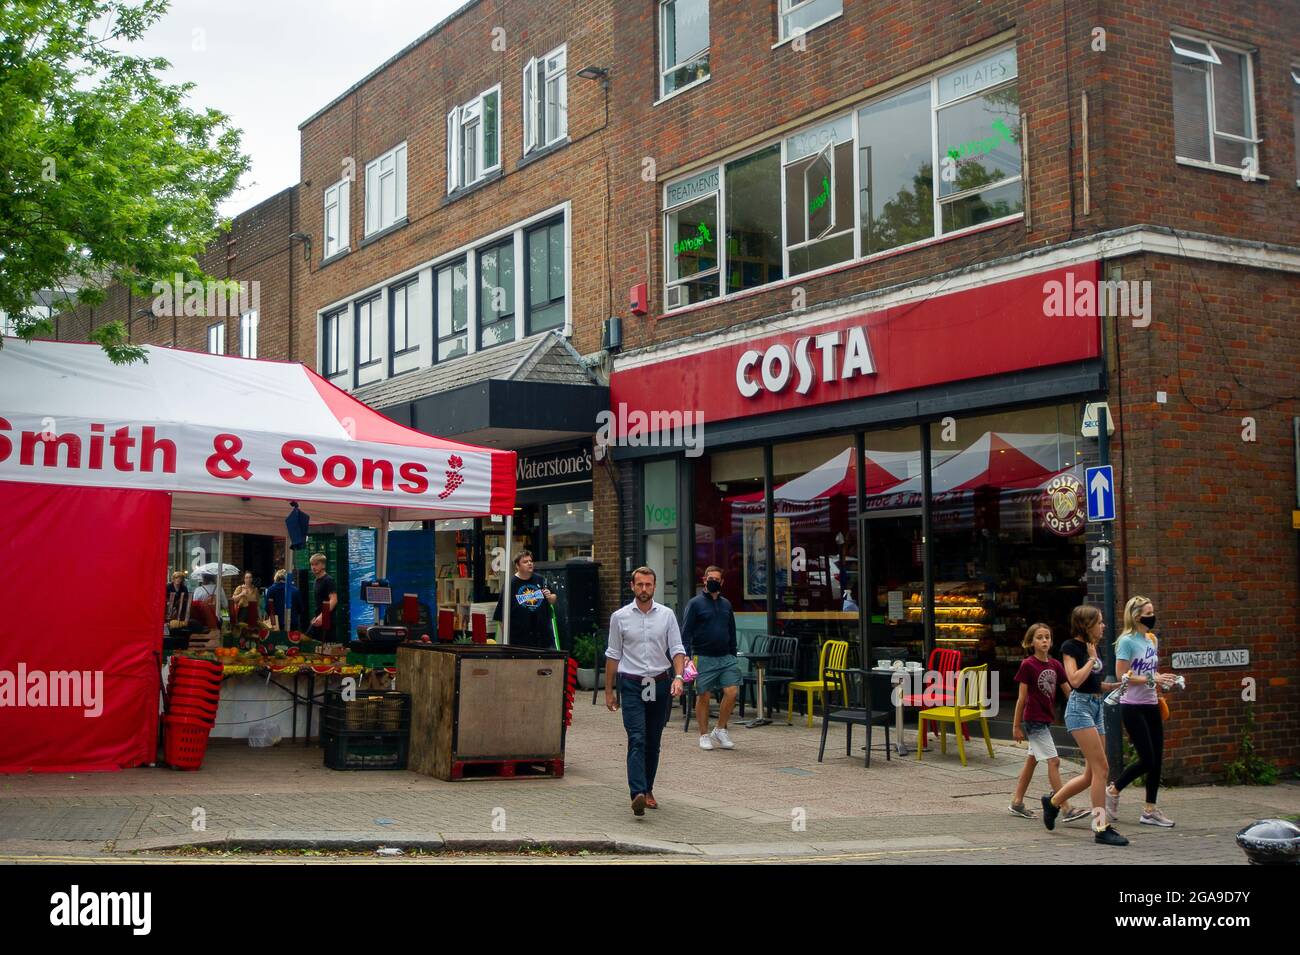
{"left": 0, "top": 339, "right": 517, "bottom": 533}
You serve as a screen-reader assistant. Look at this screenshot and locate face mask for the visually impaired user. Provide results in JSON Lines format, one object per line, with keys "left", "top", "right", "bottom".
{"left": 1140, "top": 614, "right": 1156, "bottom": 628}
{"left": 706, "top": 579, "right": 722, "bottom": 594}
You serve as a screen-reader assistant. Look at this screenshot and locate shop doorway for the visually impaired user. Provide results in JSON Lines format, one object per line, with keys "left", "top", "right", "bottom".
{"left": 858, "top": 511, "right": 925, "bottom": 665}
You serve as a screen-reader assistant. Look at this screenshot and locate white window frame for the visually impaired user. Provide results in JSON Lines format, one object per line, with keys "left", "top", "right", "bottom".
{"left": 447, "top": 85, "right": 502, "bottom": 192}
{"left": 390, "top": 278, "right": 417, "bottom": 357}
{"left": 321, "top": 309, "right": 345, "bottom": 377}
{"left": 932, "top": 63, "right": 1022, "bottom": 236}
{"left": 206, "top": 321, "right": 225, "bottom": 355}
{"left": 1170, "top": 33, "right": 1261, "bottom": 175}
{"left": 659, "top": 0, "right": 710, "bottom": 100}
{"left": 777, "top": 0, "right": 843, "bottom": 46}
{"left": 323, "top": 177, "right": 350, "bottom": 258}
{"left": 663, "top": 170, "right": 721, "bottom": 311}
{"left": 239, "top": 310, "right": 258, "bottom": 358}
{"left": 356, "top": 296, "right": 380, "bottom": 367}
{"left": 364, "top": 143, "right": 407, "bottom": 237}
{"left": 524, "top": 45, "right": 568, "bottom": 155}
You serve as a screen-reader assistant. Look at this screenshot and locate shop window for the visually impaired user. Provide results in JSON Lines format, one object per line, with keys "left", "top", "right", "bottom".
{"left": 364, "top": 143, "right": 407, "bottom": 236}
{"left": 239, "top": 310, "right": 257, "bottom": 359}
{"left": 205, "top": 321, "right": 224, "bottom": 355}
{"left": 321, "top": 308, "right": 346, "bottom": 376}
{"left": 660, "top": 0, "right": 710, "bottom": 97}
{"left": 547, "top": 501, "right": 593, "bottom": 560}
{"left": 784, "top": 115, "right": 855, "bottom": 276}
{"left": 526, "top": 219, "right": 566, "bottom": 333}
{"left": 642, "top": 458, "right": 680, "bottom": 608}
{"left": 390, "top": 279, "right": 417, "bottom": 356}
{"left": 935, "top": 52, "right": 1022, "bottom": 234}
{"left": 524, "top": 45, "right": 567, "bottom": 154}
{"left": 724, "top": 146, "right": 783, "bottom": 293}
{"left": 1170, "top": 35, "right": 1258, "bottom": 173}
{"left": 447, "top": 87, "right": 501, "bottom": 193}
{"left": 779, "top": 0, "right": 842, "bottom": 43}
{"left": 323, "top": 178, "right": 349, "bottom": 258}
{"left": 1291, "top": 68, "right": 1299, "bottom": 184}
{"left": 693, "top": 446, "right": 766, "bottom": 609}
{"left": 664, "top": 167, "right": 720, "bottom": 308}
{"left": 356, "top": 295, "right": 380, "bottom": 366}
{"left": 478, "top": 238, "right": 516, "bottom": 349}
{"left": 859, "top": 84, "right": 934, "bottom": 255}
{"left": 927, "top": 404, "right": 1087, "bottom": 698}
{"left": 436, "top": 259, "right": 469, "bottom": 362}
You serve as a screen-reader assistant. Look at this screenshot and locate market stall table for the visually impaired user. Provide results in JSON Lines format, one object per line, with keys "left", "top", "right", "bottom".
{"left": 738, "top": 651, "right": 774, "bottom": 728}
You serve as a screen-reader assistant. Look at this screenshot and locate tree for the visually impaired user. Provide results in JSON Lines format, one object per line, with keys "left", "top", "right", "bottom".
{"left": 0, "top": 0, "right": 249, "bottom": 362}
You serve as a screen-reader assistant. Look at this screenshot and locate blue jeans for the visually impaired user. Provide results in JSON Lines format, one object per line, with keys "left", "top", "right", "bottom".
{"left": 619, "top": 675, "right": 672, "bottom": 798}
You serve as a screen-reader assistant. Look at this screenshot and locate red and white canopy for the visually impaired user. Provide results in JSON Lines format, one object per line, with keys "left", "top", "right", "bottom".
{"left": 0, "top": 339, "right": 516, "bottom": 533}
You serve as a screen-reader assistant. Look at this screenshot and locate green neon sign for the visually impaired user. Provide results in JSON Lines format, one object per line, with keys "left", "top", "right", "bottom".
{"left": 808, "top": 175, "right": 830, "bottom": 216}
{"left": 673, "top": 221, "right": 712, "bottom": 256}
{"left": 947, "top": 118, "right": 1015, "bottom": 162}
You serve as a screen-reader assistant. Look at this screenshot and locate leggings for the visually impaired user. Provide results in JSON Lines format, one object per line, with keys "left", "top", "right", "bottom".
{"left": 1114, "top": 703, "right": 1163, "bottom": 803}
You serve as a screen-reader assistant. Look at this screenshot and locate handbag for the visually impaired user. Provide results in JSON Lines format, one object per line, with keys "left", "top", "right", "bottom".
{"left": 682, "top": 659, "right": 698, "bottom": 684}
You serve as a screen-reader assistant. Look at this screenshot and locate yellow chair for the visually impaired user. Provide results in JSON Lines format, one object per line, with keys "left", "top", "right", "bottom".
{"left": 915, "top": 663, "right": 995, "bottom": 766}
{"left": 787, "top": 639, "right": 849, "bottom": 727}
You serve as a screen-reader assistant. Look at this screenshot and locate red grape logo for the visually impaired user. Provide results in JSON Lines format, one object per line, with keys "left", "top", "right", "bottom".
{"left": 438, "top": 454, "right": 464, "bottom": 499}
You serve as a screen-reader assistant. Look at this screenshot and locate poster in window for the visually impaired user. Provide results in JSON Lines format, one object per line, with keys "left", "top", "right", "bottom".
{"left": 743, "top": 516, "right": 791, "bottom": 601}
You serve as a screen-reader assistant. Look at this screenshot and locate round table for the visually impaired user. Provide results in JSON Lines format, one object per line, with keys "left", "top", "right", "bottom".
{"left": 738, "top": 652, "right": 774, "bottom": 727}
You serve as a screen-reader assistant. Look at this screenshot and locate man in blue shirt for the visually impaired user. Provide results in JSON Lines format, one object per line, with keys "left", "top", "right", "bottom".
{"left": 682, "top": 565, "right": 740, "bottom": 751}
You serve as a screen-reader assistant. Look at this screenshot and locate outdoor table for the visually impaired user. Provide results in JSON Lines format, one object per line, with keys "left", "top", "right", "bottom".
{"left": 870, "top": 667, "right": 920, "bottom": 756}
{"left": 738, "top": 651, "right": 774, "bottom": 727}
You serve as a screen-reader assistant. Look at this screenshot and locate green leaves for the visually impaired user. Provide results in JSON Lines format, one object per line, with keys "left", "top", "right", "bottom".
{"left": 0, "top": 0, "right": 249, "bottom": 359}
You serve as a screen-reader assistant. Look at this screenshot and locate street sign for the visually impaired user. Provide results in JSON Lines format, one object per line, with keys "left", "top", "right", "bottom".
{"left": 1172, "top": 649, "right": 1249, "bottom": 669}
{"left": 1085, "top": 465, "right": 1116, "bottom": 522}
{"left": 1081, "top": 402, "right": 1114, "bottom": 438}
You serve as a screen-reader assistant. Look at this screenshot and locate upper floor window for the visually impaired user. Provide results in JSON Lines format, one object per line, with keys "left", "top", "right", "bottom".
{"left": 323, "top": 178, "right": 350, "bottom": 258}
{"left": 321, "top": 309, "right": 345, "bottom": 377}
{"left": 779, "top": 0, "right": 842, "bottom": 44}
{"left": 365, "top": 144, "right": 407, "bottom": 236}
{"left": 356, "top": 295, "right": 380, "bottom": 366}
{"left": 1170, "top": 35, "right": 1258, "bottom": 174}
{"left": 239, "top": 311, "right": 258, "bottom": 358}
{"left": 1291, "top": 67, "right": 1299, "bottom": 184}
{"left": 390, "top": 279, "right": 417, "bottom": 356}
{"left": 524, "top": 46, "right": 567, "bottom": 154}
{"left": 436, "top": 259, "right": 469, "bottom": 361}
{"left": 660, "top": 0, "right": 709, "bottom": 98}
{"left": 448, "top": 87, "right": 501, "bottom": 192}
{"left": 206, "top": 322, "right": 225, "bottom": 355}
{"left": 478, "top": 237, "right": 516, "bottom": 349}
{"left": 526, "top": 218, "right": 566, "bottom": 333}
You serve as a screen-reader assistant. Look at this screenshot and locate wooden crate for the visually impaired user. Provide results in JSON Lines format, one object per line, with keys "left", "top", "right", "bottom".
{"left": 396, "top": 644, "right": 567, "bottom": 780}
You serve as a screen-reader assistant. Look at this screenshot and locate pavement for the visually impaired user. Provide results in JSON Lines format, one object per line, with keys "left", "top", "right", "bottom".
{"left": 2, "top": 696, "right": 1297, "bottom": 863}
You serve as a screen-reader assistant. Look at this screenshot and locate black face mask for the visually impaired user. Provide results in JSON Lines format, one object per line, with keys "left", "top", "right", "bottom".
{"left": 706, "top": 579, "right": 722, "bottom": 594}
{"left": 1140, "top": 614, "right": 1156, "bottom": 628}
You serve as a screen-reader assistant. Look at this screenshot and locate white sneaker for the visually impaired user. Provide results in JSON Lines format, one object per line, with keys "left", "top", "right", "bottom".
{"left": 711, "top": 727, "right": 735, "bottom": 750}
{"left": 699, "top": 734, "right": 714, "bottom": 750}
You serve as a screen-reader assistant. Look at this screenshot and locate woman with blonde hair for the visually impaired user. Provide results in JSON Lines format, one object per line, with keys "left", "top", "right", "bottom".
{"left": 1105, "top": 595, "right": 1178, "bottom": 828}
{"left": 1041, "top": 604, "right": 1129, "bottom": 846}
{"left": 231, "top": 570, "right": 261, "bottom": 628}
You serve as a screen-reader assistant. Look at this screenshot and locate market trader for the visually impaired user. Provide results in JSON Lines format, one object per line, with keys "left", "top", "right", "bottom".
{"left": 307, "top": 553, "right": 337, "bottom": 640}
{"left": 264, "top": 569, "right": 306, "bottom": 632}
{"left": 605, "top": 566, "right": 686, "bottom": 817}
{"left": 492, "top": 551, "right": 557, "bottom": 649}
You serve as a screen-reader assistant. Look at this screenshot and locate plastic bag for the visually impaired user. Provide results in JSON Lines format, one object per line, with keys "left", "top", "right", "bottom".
{"left": 248, "top": 722, "right": 279, "bottom": 748}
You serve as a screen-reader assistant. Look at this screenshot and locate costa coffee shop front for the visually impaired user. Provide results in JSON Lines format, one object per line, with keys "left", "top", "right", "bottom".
{"left": 609, "top": 260, "right": 1108, "bottom": 700}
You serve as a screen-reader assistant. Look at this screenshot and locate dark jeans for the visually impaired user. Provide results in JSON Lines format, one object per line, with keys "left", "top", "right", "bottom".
{"left": 619, "top": 674, "right": 672, "bottom": 799}
{"left": 1115, "top": 703, "right": 1164, "bottom": 804}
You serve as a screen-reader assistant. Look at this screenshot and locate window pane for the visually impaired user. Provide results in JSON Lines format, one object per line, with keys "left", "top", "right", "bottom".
{"left": 528, "top": 221, "right": 565, "bottom": 332}
{"left": 1172, "top": 58, "right": 1211, "bottom": 161}
{"left": 859, "top": 84, "right": 935, "bottom": 255}
{"left": 462, "top": 119, "right": 479, "bottom": 181}
{"left": 940, "top": 179, "right": 1023, "bottom": 232}
{"left": 547, "top": 501, "right": 593, "bottom": 561}
{"left": 479, "top": 240, "right": 514, "bottom": 348}
{"left": 381, "top": 172, "right": 395, "bottom": 227}
{"left": 483, "top": 92, "right": 499, "bottom": 168}
{"left": 392, "top": 285, "right": 408, "bottom": 352}
{"left": 664, "top": 0, "right": 710, "bottom": 95}
{"left": 782, "top": 0, "right": 841, "bottom": 39}
{"left": 788, "top": 231, "right": 853, "bottom": 276}
{"left": 548, "top": 223, "right": 565, "bottom": 299}
{"left": 784, "top": 139, "right": 855, "bottom": 275}
{"left": 438, "top": 336, "right": 467, "bottom": 361}
{"left": 724, "top": 146, "right": 783, "bottom": 293}
{"left": 665, "top": 193, "right": 719, "bottom": 304}
{"left": 936, "top": 84, "right": 1021, "bottom": 199}
{"left": 1212, "top": 49, "right": 1250, "bottom": 138}
{"left": 1293, "top": 76, "right": 1300, "bottom": 181}
{"left": 693, "top": 448, "right": 766, "bottom": 619}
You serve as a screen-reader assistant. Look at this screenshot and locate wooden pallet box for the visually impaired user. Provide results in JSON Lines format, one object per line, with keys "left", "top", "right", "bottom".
{"left": 395, "top": 643, "right": 567, "bottom": 780}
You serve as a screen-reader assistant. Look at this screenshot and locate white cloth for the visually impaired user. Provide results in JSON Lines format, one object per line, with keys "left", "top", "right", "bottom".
{"left": 606, "top": 600, "right": 686, "bottom": 677}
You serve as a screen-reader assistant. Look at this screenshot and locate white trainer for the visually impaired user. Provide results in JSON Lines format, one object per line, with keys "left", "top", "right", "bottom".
{"left": 711, "top": 727, "right": 735, "bottom": 750}
{"left": 699, "top": 734, "right": 714, "bottom": 750}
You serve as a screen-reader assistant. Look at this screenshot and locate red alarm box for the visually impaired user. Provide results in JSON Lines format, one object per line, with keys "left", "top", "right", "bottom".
{"left": 629, "top": 282, "right": 648, "bottom": 316}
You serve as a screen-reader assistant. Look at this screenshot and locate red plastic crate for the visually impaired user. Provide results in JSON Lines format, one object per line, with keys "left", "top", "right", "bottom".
{"left": 163, "top": 715, "right": 212, "bottom": 770}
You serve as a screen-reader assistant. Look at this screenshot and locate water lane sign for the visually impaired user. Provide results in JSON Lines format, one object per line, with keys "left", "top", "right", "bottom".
{"left": 1085, "top": 465, "right": 1115, "bottom": 522}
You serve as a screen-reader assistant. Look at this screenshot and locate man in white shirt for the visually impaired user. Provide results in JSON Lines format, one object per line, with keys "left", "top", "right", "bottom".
{"left": 605, "top": 566, "right": 686, "bottom": 817}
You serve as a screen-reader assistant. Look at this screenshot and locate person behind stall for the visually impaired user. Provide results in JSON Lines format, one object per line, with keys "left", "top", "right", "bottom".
{"left": 308, "top": 554, "right": 337, "bottom": 640}
{"left": 492, "top": 551, "right": 557, "bottom": 649}
{"left": 264, "top": 569, "right": 305, "bottom": 632}
{"left": 231, "top": 571, "right": 261, "bottom": 629}
{"left": 188, "top": 573, "right": 220, "bottom": 632}
{"left": 165, "top": 570, "right": 189, "bottom": 621}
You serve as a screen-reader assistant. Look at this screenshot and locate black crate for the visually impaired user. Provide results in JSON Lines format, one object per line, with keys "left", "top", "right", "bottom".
{"left": 322, "top": 730, "right": 409, "bottom": 771}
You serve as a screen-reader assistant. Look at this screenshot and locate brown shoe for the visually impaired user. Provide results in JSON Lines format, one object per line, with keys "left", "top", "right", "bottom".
{"left": 644, "top": 794, "right": 658, "bottom": 809}
{"left": 631, "top": 793, "right": 647, "bottom": 816}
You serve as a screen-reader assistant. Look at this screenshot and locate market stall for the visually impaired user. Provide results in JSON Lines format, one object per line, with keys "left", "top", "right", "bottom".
{"left": 0, "top": 338, "right": 517, "bottom": 772}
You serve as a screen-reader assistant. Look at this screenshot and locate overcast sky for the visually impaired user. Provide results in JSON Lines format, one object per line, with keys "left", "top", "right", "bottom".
{"left": 125, "top": 0, "right": 465, "bottom": 217}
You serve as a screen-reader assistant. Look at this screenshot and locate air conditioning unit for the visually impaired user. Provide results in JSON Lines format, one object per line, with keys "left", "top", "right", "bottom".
{"left": 664, "top": 285, "right": 683, "bottom": 310}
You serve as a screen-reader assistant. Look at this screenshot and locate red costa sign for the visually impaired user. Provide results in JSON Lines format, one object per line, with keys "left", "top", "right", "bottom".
{"left": 611, "top": 262, "right": 1101, "bottom": 428}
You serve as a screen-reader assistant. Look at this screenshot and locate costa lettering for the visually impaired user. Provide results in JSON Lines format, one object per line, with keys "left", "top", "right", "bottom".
{"left": 735, "top": 326, "right": 876, "bottom": 398}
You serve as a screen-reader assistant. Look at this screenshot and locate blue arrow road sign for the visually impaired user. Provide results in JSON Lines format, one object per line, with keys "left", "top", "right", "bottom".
{"left": 1085, "top": 465, "right": 1116, "bottom": 522}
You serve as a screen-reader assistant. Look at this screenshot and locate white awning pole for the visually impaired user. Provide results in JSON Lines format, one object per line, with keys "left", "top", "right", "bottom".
{"left": 501, "top": 514, "right": 512, "bottom": 645}
{"left": 376, "top": 510, "right": 390, "bottom": 624}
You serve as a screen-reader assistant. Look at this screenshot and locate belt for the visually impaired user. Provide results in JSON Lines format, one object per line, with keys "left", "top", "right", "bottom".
{"left": 619, "top": 670, "right": 671, "bottom": 681}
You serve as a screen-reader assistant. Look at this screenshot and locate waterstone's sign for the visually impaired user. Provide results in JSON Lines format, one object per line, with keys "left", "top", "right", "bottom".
{"left": 516, "top": 444, "right": 593, "bottom": 490}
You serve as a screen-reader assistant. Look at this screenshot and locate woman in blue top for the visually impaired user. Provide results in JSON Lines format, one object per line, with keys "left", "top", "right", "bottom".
{"left": 1106, "top": 595, "right": 1178, "bottom": 828}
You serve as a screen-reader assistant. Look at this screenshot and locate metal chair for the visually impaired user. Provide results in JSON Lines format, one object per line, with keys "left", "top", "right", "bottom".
{"left": 915, "top": 664, "right": 995, "bottom": 766}
{"left": 740, "top": 635, "right": 797, "bottom": 718}
{"left": 818, "top": 667, "right": 892, "bottom": 768}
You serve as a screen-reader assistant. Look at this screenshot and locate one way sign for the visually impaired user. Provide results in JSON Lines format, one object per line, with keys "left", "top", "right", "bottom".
{"left": 1085, "top": 465, "right": 1116, "bottom": 522}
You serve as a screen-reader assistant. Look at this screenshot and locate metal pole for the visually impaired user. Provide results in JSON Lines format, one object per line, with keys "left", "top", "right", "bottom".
{"left": 1099, "top": 273, "right": 1122, "bottom": 776}
{"left": 920, "top": 425, "right": 935, "bottom": 660}
{"left": 376, "top": 510, "right": 390, "bottom": 625}
{"left": 501, "top": 513, "right": 513, "bottom": 645}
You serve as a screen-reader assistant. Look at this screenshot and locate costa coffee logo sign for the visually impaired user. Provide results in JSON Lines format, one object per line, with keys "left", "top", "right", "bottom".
{"left": 1041, "top": 473, "right": 1085, "bottom": 537}
{"left": 736, "top": 326, "right": 876, "bottom": 398}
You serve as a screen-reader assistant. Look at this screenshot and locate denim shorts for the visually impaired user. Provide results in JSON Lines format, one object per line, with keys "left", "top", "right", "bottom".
{"left": 695, "top": 654, "right": 742, "bottom": 694}
{"left": 1024, "top": 721, "right": 1058, "bottom": 760}
{"left": 1064, "top": 692, "right": 1105, "bottom": 733}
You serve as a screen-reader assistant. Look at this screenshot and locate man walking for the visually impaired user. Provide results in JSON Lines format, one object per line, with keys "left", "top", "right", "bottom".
{"left": 682, "top": 565, "right": 740, "bottom": 750}
{"left": 605, "top": 567, "right": 686, "bottom": 817}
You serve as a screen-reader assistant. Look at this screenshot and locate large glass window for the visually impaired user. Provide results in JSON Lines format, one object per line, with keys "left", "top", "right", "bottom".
{"left": 436, "top": 260, "right": 468, "bottom": 361}
{"left": 478, "top": 239, "right": 516, "bottom": 349}
{"left": 1170, "top": 35, "right": 1257, "bottom": 172}
{"left": 660, "top": 0, "right": 710, "bottom": 97}
{"left": 447, "top": 87, "right": 501, "bottom": 192}
{"left": 546, "top": 501, "right": 593, "bottom": 560}
{"left": 725, "top": 146, "right": 783, "bottom": 293}
{"left": 784, "top": 116, "right": 855, "bottom": 275}
{"left": 936, "top": 54, "right": 1022, "bottom": 233}
{"left": 693, "top": 447, "right": 767, "bottom": 649}
{"left": 526, "top": 219, "right": 566, "bottom": 333}
{"left": 859, "top": 84, "right": 934, "bottom": 255}
{"left": 779, "top": 0, "right": 842, "bottom": 43}
{"left": 524, "top": 45, "right": 567, "bottom": 154}
{"left": 643, "top": 458, "right": 680, "bottom": 609}
{"left": 364, "top": 143, "right": 407, "bottom": 236}
{"left": 664, "top": 168, "right": 720, "bottom": 308}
